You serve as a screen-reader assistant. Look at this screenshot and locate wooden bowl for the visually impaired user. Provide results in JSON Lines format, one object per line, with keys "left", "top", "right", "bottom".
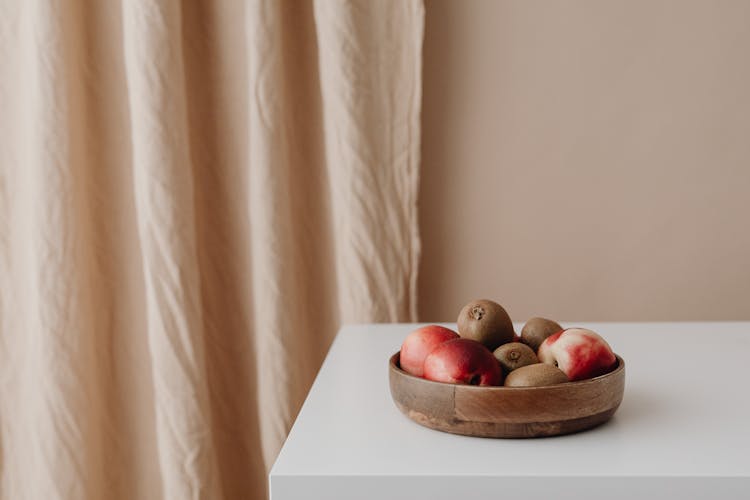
{"left": 388, "top": 352, "right": 625, "bottom": 438}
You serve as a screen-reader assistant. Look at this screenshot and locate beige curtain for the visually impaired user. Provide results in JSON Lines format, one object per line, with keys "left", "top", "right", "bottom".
{"left": 0, "top": 1, "right": 424, "bottom": 499}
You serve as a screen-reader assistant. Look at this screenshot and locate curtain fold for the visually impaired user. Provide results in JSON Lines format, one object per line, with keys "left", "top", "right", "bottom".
{"left": 0, "top": 1, "right": 424, "bottom": 499}
{"left": 122, "top": 1, "right": 223, "bottom": 498}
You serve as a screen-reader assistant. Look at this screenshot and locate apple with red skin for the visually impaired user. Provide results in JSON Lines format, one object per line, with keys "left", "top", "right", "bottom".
{"left": 399, "top": 325, "right": 459, "bottom": 377}
{"left": 538, "top": 328, "right": 616, "bottom": 381}
{"left": 423, "top": 338, "right": 502, "bottom": 386}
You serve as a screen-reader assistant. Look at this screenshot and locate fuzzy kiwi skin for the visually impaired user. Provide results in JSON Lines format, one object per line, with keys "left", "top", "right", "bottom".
{"left": 504, "top": 363, "right": 568, "bottom": 387}
{"left": 493, "top": 342, "right": 538, "bottom": 373}
{"left": 520, "top": 317, "right": 563, "bottom": 352}
{"left": 457, "top": 299, "right": 515, "bottom": 351}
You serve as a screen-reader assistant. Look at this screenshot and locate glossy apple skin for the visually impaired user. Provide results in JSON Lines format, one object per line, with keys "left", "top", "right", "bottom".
{"left": 399, "top": 325, "right": 459, "bottom": 377}
{"left": 538, "top": 328, "right": 616, "bottom": 381}
{"left": 423, "top": 338, "right": 503, "bottom": 386}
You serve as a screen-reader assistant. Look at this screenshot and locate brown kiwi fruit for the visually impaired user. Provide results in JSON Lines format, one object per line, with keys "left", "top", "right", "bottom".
{"left": 493, "top": 342, "right": 538, "bottom": 373}
{"left": 520, "top": 317, "right": 563, "bottom": 352}
{"left": 504, "top": 363, "right": 568, "bottom": 387}
{"left": 457, "top": 299, "right": 515, "bottom": 351}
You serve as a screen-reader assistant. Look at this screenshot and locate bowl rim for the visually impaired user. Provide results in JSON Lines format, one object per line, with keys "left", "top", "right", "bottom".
{"left": 389, "top": 351, "right": 625, "bottom": 391}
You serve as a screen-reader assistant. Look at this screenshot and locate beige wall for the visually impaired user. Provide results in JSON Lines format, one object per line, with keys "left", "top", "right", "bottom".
{"left": 419, "top": 0, "right": 750, "bottom": 322}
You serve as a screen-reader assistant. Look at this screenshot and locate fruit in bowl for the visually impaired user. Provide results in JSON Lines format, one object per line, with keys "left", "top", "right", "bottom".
{"left": 504, "top": 363, "right": 568, "bottom": 387}
{"left": 399, "top": 325, "right": 459, "bottom": 377}
{"left": 520, "top": 317, "right": 563, "bottom": 352}
{"left": 396, "top": 301, "right": 619, "bottom": 387}
{"left": 457, "top": 299, "right": 515, "bottom": 351}
{"left": 493, "top": 342, "right": 538, "bottom": 373}
{"left": 423, "top": 338, "right": 502, "bottom": 386}
{"left": 390, "top": 300, "right": 625, "bottom": 438}
{"left": 538, "top": 327, "right": 617, "bottom": 381}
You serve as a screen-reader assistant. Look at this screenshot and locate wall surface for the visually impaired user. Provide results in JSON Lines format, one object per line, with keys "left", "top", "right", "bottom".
{"left": 419, "top": 0, "right": 750, "bottom": 322}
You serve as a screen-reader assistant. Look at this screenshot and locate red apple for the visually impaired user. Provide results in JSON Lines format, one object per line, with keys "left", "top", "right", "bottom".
{"left": 423, "top": 338, "right": 502, "bottom": 386}
{"left": 399, "top": 325, "right": 459, "bottom": 377}
{"left": 538, "top": 328, "right": 616, "bottom": 381}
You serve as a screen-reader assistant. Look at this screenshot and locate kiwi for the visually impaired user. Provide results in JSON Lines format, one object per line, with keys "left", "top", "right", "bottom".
{"left": 493, "top": 342, "right": 538, "bottom": 373}
{"left": 520, "top": 317, "right": 563, "bottom": 352}
{"left": 457, "top": 299, "right": 515, "bottom": 351}
{"left": 504, "top": 363, "right": 568, "bottom": 387}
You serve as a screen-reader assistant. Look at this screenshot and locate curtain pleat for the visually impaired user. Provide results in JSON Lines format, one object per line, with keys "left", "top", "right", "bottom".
{"left": 0, "top": 1, "right": 424, "bottom": 499}
{"left": 121, "top": 0, "right": 222, "bottom": 498}
{"left": 2, "top": 1, "right": 104, "bottom": 498}
{"left": 314, "top": 0, "right": 424, "bottom": 324}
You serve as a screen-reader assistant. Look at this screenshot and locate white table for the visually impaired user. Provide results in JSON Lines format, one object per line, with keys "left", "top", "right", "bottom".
{"left": 269, "top": 322, "right": 750, "bottom": 499}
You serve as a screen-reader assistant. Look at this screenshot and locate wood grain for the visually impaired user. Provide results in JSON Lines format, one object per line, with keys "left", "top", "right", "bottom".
{"left": 389, "top": 352, "right": 625, "bottom": 438}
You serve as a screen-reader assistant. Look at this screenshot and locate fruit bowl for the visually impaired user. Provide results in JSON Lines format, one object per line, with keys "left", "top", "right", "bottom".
{"left": 389, "top": 352, "right": 625, "bottom": 438}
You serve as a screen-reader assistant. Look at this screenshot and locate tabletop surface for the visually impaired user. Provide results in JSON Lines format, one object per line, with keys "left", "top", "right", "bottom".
{"left": 271, "top": 322, "right": 750, "bottom": 481}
